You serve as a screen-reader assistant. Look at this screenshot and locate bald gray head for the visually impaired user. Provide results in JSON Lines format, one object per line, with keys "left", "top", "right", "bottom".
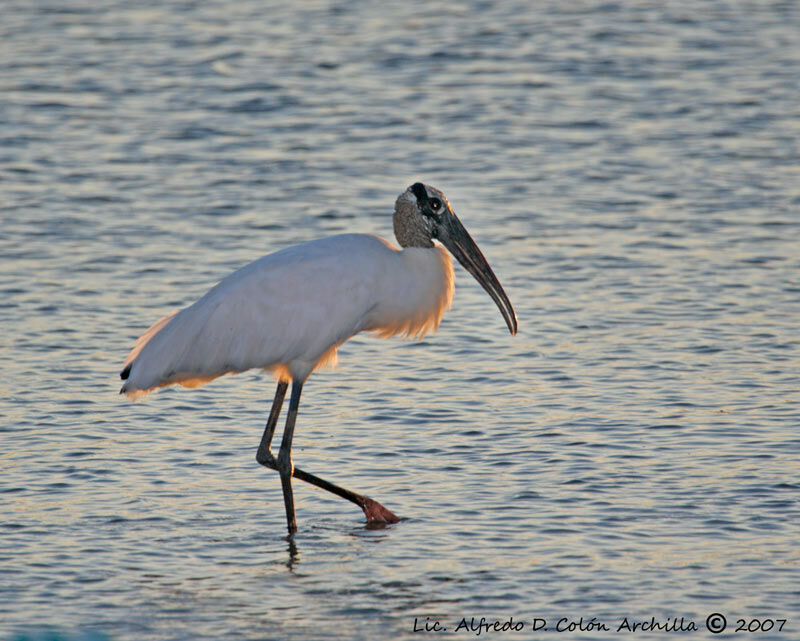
{"left": 393, "top": 182, "right": 518, "bottom": 335}
{"left": 393, "top": 183, "right": 448, "bottom": 248}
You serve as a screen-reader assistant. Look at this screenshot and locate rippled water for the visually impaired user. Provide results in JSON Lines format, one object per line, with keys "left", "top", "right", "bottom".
{"left": 2, "top": 1, "right": 799, "bottom": 640}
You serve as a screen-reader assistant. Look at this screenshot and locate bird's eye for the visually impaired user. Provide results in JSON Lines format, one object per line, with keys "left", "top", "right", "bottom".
{"left": 429, "top": 198, "right": 442, "bottom": 212}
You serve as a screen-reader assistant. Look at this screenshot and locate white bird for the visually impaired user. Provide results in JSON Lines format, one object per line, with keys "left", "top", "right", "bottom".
{"left": 120, "top": 182, "right": 517, "bottom": 534}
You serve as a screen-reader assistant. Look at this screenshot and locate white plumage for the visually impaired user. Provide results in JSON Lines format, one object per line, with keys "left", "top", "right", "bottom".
{"left": 120, "top": 182, "right": 516, "bottom": 534}
{"left": 121, "top": 234, "right": 454, "bottom": 397}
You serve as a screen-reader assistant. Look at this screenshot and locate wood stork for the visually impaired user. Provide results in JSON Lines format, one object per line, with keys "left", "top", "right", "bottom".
{"left": 120, "top": 182, "right": 517, "bottom": 534}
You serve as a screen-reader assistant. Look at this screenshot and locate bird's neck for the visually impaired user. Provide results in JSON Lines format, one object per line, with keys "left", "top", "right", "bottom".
{"left": 393, "top": 197, "right": 434, "bottom": 248}
{"left": 365, "top": 246, "right": 454, "bottom": 340}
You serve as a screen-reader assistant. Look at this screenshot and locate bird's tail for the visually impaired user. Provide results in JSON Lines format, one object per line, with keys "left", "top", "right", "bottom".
{"left": 119, "top": 310, "right": 180, "bottom": 399}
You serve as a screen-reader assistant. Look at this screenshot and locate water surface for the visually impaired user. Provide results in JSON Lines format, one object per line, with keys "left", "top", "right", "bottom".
{"left": 2, "top": 1, "right": 799, "bottom": 640}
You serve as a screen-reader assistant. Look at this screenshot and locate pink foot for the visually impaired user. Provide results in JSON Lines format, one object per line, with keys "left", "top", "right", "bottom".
{"left": 360, "top": 496, "right": 401, "bottom": 524}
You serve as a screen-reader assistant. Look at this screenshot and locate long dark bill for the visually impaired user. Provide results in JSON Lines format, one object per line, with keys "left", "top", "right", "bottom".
{"left": 439, "top": 213, "right": 518, "bottom": 336}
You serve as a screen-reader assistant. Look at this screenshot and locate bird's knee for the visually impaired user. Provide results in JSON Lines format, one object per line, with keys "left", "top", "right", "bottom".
{"left": 256, "top": 447, "right": 276, "bottom": 468}
{"left": 276, "top": 450, "right": 294, "bottom": 477}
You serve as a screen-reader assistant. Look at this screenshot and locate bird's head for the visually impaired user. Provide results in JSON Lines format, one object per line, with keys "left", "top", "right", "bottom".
{"left": 394, "top": 182, "right": 518, "bottom": 336}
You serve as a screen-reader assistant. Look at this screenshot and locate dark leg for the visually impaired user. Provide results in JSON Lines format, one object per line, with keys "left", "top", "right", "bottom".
{"left": 256, "top": 380, "right": 288, "bottom": 465}
{"left": 292, "top": 467, "right": 400, "bottom": 524}
{"left": 256, "top": 380, "right": 400, "bottom": 529}
{"left": 276, "top": 380, "right": 303, "bottom": 534}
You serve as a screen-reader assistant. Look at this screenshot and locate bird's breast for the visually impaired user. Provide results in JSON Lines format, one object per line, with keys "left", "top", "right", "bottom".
{"left": 365, "top": 245, "right": 455, "bottom": 340}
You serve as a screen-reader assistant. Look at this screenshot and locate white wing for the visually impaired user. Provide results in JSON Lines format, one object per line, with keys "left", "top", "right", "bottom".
{"left": 120, "top": 233, "right": 454, "bottom": 399}
{"left": 121, "top": 235, "right": 384, "bottom": 398}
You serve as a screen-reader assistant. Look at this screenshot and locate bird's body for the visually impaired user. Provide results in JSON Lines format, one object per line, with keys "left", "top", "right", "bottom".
{"left": 121, "top": 234, "right": 453, "bottom": 398}
{"left": 121, "top": 183, "right": 516, "bottom": 534}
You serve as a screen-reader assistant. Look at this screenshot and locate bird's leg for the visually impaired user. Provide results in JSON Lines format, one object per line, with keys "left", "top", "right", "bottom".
{"left": 291, "top": 467, "right": 400, "bottom": 525}
{"left": 255, "top": 380, "right": 288, "bottom": 467}
{"left": 276, "top": 380, "right": 305, "bottom": 534}
{"left": 256, "top": 380, "right": 400, "bottom": 528}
